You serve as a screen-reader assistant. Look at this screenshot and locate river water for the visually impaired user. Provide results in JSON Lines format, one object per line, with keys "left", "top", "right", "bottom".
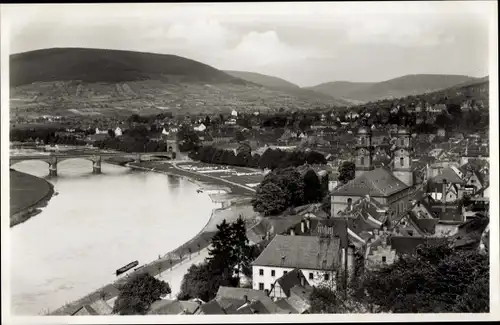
{"left": 10, "top": 158, "right": 219, "bottom": 315}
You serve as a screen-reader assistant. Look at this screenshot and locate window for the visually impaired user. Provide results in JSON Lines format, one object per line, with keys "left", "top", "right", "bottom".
{"left": 309, "top": 272, "right": 314, "bottom": 280}
{"left": 283, "top": 271, "right": 288, "bottom": 275}
{"left": 271, "top": 270, "right": 275, "bottom": 277}
{"left": 360, "top": 156, "right": 365, "bottom": 165}
{"left": 324, "top": 273, "right": 330, "bottom": 281}
{"left": 259, "top": 269, "right": 264, "bottom": 276}
{"left": 259, "top": 283, "right": 264, "bottom": 291}
{"left": 400, "top": 157, "right": 404, "bottom": 167}
{"left": 382, "top": 256, "right": 387, "bottom": 263}
{"left": 408, "top": 230, "right": 414, "bottom": 237}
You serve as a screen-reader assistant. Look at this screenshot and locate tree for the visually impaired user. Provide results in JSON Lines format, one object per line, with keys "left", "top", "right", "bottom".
{"left": 303, "top": 169, "right": 322, "bottom": 203}
{"left": 252, "top": 181, "right": 288, "bottom": 216}
{"left": 107, "top": 129, "right": 115, "bottom": 138}
{"left": 177, "top": 262, "right": 228, "bottom": 302}
{"left": 235, "top": 130, "right": 246, "bottom": 142}
{"left": 362, "top": 240, "right": 489, "bottom": 313}
{"left": 112, "top": 273, "right": 171, "bottom": 315}
{"left": 177, "top": 124, "right": 200, "bottom": 152}
{"left": 231, "top": 216, "right": 252, "bottom": 277}
{"left": 178, "top": 217, "right": 251, "bottom": 301}
{"left": 338, "top": 161, "right": 356, "bottom": 184}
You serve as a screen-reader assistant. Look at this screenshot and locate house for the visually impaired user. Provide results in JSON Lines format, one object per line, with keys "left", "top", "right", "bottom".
{"left": 194, "top": 300, "right": 227, "bottom": 315}
{"left": 115, "top": 126, "right": 123, "bottom": 137}
{"left": 147, "top": 299, "right": 200, "bottom": 315}
{"left": 437, "top": 128, "right": 446, "bottom": 138}
{"left": 214, "top": 286, "right": 286, "bottom": 314}
{"left": 71, "top": 299, "right": 113, "bottom": 315}
{"left": 458, "top": 162, "right": 487, "bottom": 194}
{"left": 268, "top": 268, "right": 311, "bottom": 299}
{"left": 252, "top": 235, "right": 341, "bottom": 293}
{"left": 427, "top": 167, "right": 464, "bottom": 203}
{"left": 330, "top": 168, "right": 412, "bottom": 218}
{"left": 194, "top": 123, "right": 207, "bottom": 132}
{"left": 231, "top": 109, "right": 238, "bottom": 117}
{"left": 85, "top": 133, "right": 108, "bottom": 144}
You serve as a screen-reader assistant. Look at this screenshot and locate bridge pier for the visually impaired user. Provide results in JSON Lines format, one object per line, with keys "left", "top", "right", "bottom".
{"left": 93, "top": 157, "right": 102, "bottom": 174}
{"left": 49, "top": 162, "right": 58, "bottom": 177}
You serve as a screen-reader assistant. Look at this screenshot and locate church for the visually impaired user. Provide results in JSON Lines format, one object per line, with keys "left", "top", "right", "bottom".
{"left": 330, "top": 127, "right": 416, "bottom": 221}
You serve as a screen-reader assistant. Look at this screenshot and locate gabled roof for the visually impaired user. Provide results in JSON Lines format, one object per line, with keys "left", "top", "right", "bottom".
{"left": 252, "top": 235, "right": 341, "bottom": 271}
{"left": 287, "top": 285, "right": 313, "bottom": 314}
{"left": 197, "top": 300, "right": 226, "bottom": 315}
{"left": 215, "top": 286, "right": 282, "bottom": 314}
{"left": 72, "top": 305, "right": 99, "bottom": 316}
{"left": 429, "top": 167, "right": 463, "bottom": 184}
{"left": 148, "top": 300, "right": 199, "bottom": 315}
{"left": 389, "top": 236, "right": 442, "bottom": 255}
{"left": 332, "top": 168, "right": 409, "bottom": 197}
{"left": 274, "top": 268, "right": 311, "bottom": 297}
{"left": 274, "top": 299, "right": 299, "bottom": 314}
{"left": 89, "top": 299, "right": 113, "bottom": 315}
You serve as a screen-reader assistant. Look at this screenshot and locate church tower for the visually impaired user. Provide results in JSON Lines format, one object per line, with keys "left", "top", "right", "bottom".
{"left": 355, "top": 128, "right": 374, "bottom": 178}
{"left": 392, "top": 128, "right": 413, "bottom": 186}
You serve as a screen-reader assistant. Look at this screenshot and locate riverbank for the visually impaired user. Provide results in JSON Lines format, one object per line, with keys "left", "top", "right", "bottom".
{"left": 49, "top": 160, "right": 259, "bottom": 316}
{"left": 10, "top": 170, "right": 55, "bottom": 227}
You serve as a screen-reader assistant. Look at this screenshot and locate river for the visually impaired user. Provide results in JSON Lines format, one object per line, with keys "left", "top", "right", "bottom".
{"left": 10, "top": 158, "right": 219, "bottom": 315}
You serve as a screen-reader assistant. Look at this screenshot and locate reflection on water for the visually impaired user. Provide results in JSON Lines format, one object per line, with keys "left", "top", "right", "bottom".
{"left": 10, "top": 158, "right": 218, "bottom": 315}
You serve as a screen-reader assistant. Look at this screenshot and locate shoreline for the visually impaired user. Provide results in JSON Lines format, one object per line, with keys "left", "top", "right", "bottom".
{"left": 49, "top": 160, "right": 257, "bottom": 316}
{"left": 10, "top": 170, "right": 56, "bottom": 228}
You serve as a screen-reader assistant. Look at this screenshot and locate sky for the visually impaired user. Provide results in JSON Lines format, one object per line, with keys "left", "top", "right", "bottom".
{"left": 2, "top": 2, "right": 495, "bottom": 87}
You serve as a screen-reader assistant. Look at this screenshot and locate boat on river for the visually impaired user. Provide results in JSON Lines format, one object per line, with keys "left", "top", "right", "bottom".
{"left": 116, "top": 260, "right": 139, "bottom": 276}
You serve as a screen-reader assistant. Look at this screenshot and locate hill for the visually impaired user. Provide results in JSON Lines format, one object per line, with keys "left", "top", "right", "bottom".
{"left": 224, "top": 70, "right": 300, "bottom": 90}
{"left": 308, "top": 74, "right": 479, "bottom": 103}
{"left": 9, "top": 48, "right": 350, "bottom": 118}
{"left": 10, "top": 48, "right": 245, "bottom": 86}
{"left": 224, "top": 70, "right": 350, "bottom": 105}
{"left": 306, "top": 81, "right": 375, "bottom": 101}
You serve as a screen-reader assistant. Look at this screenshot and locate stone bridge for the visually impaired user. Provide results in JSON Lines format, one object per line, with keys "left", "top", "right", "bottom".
{"left": 9, "top": 150, "right": 175, "bottom": 176}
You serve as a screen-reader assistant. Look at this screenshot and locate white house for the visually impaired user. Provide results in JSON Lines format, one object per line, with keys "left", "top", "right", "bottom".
{"left": 251, "top": 235, "right": 341, "bottom": 296}
{"left": 162, "top": 128, "right": 169, "bottom": 135}
{"left": 115, "top": 126, "right": 123, "bottom": 137}
{"left": 231, "top": 109, "right": 238, "bottom": 117}
{"left": 194, "top": 123, "right": 207, "bottom": 132}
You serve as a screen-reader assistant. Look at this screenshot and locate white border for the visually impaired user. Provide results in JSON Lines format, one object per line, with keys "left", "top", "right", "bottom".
{"left": 1, "top": 2, "right": 499, "bottom": 324}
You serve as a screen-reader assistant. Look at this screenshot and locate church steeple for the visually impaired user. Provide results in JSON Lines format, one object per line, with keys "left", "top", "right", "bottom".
{"left": 355, "top": 127, "right": 374, "bottom": 178}
{"left": 392, "top": 128, "right": 413, "bottom": 186}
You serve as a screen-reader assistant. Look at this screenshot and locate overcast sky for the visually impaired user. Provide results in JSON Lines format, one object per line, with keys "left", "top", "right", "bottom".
{"left": 3, "top": 2, "right": 494, "bottom": 87}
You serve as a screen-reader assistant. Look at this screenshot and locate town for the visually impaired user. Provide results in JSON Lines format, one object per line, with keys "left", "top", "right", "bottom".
{"left": 10, "top": 74, "right": 490, "bottom": 315}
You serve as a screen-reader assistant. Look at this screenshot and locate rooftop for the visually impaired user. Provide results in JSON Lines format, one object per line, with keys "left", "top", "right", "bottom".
{"left": 332, "top": 168, "right": 409, "bottom": 197}
{"left": 252, "top": 235, "right": 341, "bottom": 271}
{"left": 429, "top": 167, "right": 463, "bottom": 184}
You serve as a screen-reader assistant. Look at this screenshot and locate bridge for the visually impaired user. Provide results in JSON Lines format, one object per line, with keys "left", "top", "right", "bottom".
{"left": 9, "top": 150, "right": 176, "bottom": 176}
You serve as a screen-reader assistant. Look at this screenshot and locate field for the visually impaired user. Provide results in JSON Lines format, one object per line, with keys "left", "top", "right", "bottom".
{"left": 175, "top": 162, "right": 265, "bottom": 189}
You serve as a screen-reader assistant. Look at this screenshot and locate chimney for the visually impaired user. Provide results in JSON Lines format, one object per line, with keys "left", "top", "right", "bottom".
{"left": 373, "top": 229, "right": 380, "bottom": 239}
{"left": 301, "top": 221, "right": 305, "bottom": 233}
